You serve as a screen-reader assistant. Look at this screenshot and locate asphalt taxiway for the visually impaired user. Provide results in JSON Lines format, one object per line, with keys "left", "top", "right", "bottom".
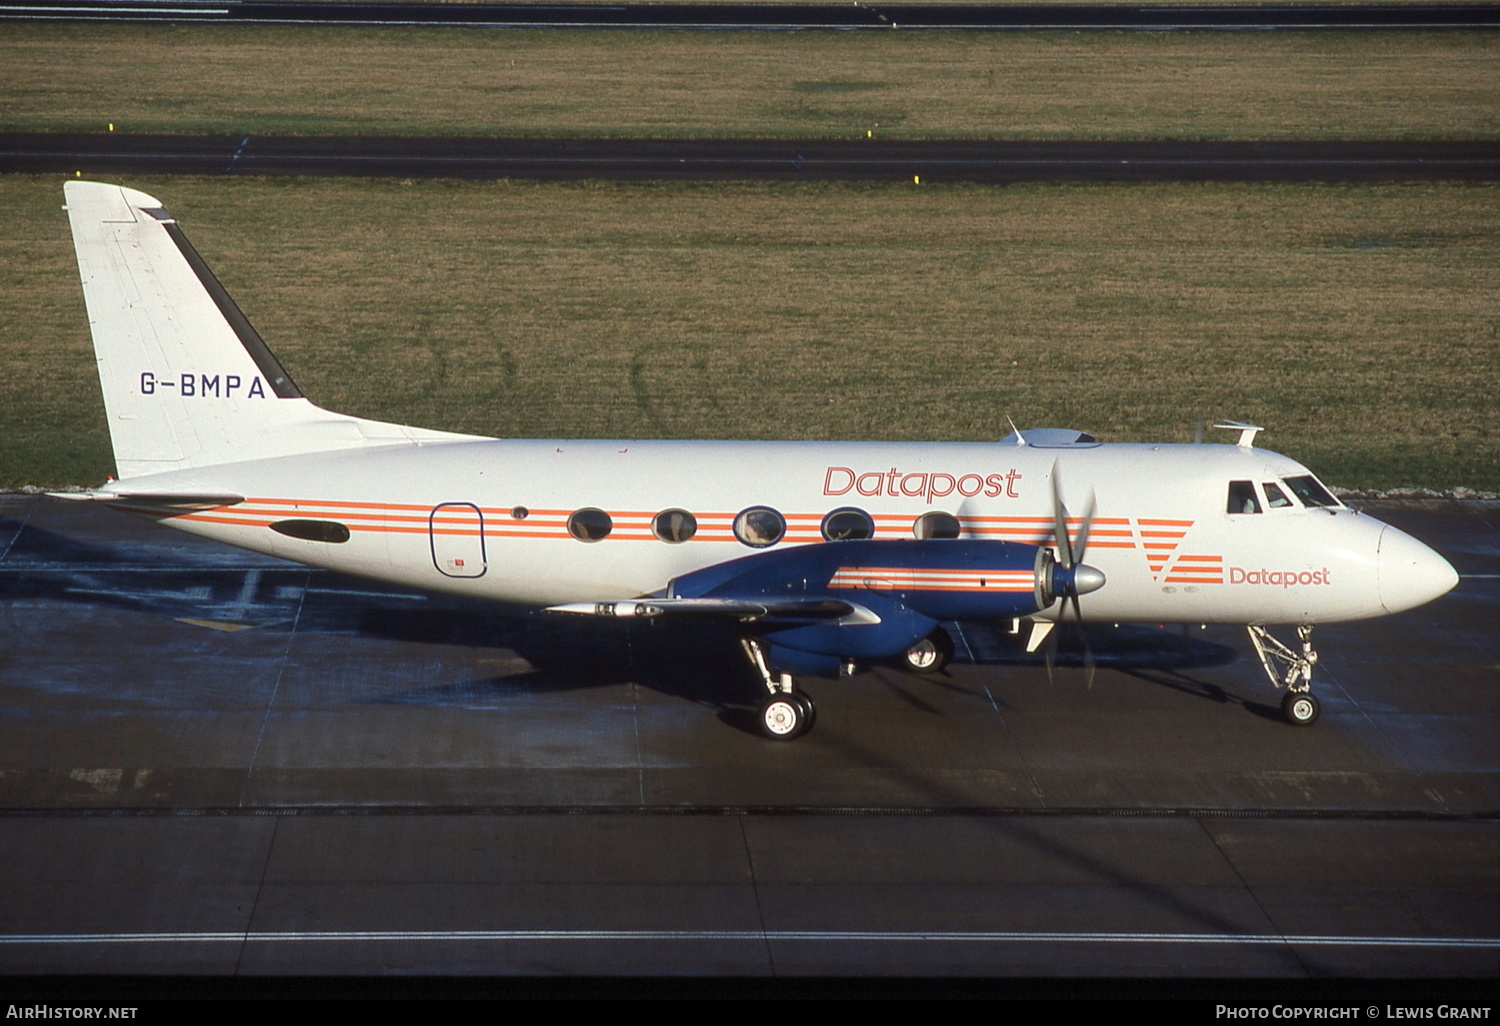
{"left": 7, "top": 1, "right": 1498, "bottom": 30}
{"left": 6, "top": 134, "right": 1498, "bottom": 183}
{"left": 0, "top": 494, "right": 1494, "bottom": 977}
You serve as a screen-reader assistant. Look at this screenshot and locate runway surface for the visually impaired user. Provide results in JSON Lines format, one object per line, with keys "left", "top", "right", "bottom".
{"left": 8, "top": 134, "right": 1499, "bottom": 182}
{"left": 6, "top": 0, "right": 1498, "bottom": 30}
{"left": 0, "top": 493, "right": 1494, "bottom": 978}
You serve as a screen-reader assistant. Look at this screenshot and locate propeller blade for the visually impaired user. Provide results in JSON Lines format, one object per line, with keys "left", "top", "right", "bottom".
{"left": 1073, "top": 488, "right": 1097, "bottom": 565}
{"left": 1047, "top": 466, "right": 1101, "bottom": 688}
{"left": 954, "top": 491, "right": 980, "bottom": 539}
{"left": 1070, "top": 588, "right": 1096, "bottom": 686}
{"left": 1042, "top": 598, "right": 1095, "bottom": 688}
{"left": 1050, "top": 460, "right": 1074, "bottom": 568}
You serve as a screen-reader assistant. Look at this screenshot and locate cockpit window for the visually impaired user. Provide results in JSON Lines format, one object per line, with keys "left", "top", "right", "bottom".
{"left": 1285, "top": 475, "right": 1339, "bottom": 508}
{"left": 1263, "top": 482, "right": 1294, "bottom": 509}
{"left": 1227, "top": 480, "right": 1261, "bottom": 514}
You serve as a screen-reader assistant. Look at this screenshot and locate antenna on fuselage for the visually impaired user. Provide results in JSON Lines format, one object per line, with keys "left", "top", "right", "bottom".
{"left": 1005, "top": 416, "right": 1026, "bottom": 445}
{"left": 1212, "top": 420, "right": 1264, "bottom": 448}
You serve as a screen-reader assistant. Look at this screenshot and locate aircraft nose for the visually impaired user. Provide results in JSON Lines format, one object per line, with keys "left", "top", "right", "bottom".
{"left": 1377, "top": 524, "right": 1459, "bottom": 615}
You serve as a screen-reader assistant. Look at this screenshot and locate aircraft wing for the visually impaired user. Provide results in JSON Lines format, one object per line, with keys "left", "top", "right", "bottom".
{"left": 549, "top": 537, "right": 1072, "bottom": 629}
{"left": 546, "top": 597, "right": 878, "bottom": 623}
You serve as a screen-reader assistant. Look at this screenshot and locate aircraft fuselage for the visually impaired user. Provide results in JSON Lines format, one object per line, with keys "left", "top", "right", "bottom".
{"left": 111, "top": 437, "right": 1454, "bottom": 627}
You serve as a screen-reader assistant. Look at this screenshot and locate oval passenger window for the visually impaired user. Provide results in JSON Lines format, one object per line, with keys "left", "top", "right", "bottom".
{"left": 653, "top": 509, "right": 698, "bottom": 543}
{"left": 913, "top": 512, "right": 961, "bottom": 540}
{"left": 821, "top": 507, "right": 874, "bottom": 541}
{"left": 567, "top": 508, "right": 613, "bottom": 542}
{"left": 733, "top": 507, "right": 785, "bottom": 548}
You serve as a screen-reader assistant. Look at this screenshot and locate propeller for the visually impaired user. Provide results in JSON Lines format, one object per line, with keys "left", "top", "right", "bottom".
{"left": 1045, "top": 461, "right": 1106, "bottom": 686}
{"left": 954, "top": 490, "right": 981, "bottom": 539}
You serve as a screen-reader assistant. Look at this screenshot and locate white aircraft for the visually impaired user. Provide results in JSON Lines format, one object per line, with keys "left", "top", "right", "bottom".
{"left": 57, "top": 181, "right": 1459, "bottom": 739}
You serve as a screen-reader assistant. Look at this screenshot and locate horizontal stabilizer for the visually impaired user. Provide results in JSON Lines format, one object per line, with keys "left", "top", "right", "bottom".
{"left": 48, "top": 489, "right": 246, "bottom": 521}
{"left": 52, "top": 489, "right": 245, "bottom": 508}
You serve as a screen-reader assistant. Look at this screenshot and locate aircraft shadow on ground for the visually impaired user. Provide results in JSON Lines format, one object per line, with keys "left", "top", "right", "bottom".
{"left": 2, "top": 518, "right": 1244, "bottom": 726}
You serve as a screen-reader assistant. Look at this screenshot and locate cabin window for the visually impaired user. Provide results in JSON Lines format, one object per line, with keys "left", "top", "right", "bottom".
{"left": 510, "top": 506, "right": 529, "bottom": 520}
{"left": 734, "top": 506, "right": 785, "bottom": 548}
{"left": 1263, "top": 482, "right": 1294, "bottom": 509}
{"left": 913, "top": 511, "right": 962, "bottom": 539}
{"left": 821, "top": 507, "right": 874, "bottom": 541}
{"left": 1227, "top": 481, "right": 1261, "bottom": 514}
{"left": 1285, "top": 475, "right": 1339, "bottom": 508}
{"left": 653, "top": 509, "right": 698, "bottom": 543}
{"left": 567, "top": 508, "right": 613, "bottom": 542}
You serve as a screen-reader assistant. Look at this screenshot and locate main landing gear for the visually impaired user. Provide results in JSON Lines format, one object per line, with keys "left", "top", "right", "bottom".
{"left": 741, "top": 637, "right": 817, "bottom": 740}
{"left": 760, "top": 691, "right": 816, "bottom": 740}
{"left": 901, "top": 627, "right": 953, "bottom": 674}
{"left": 1247, "top": 624, "right": 1321, "bottom": 726}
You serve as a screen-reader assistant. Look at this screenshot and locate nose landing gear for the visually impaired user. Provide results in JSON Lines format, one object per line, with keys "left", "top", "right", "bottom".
{"left": 1248, "top": 624, "right": 1321, "bottom": 726}
{"left": 1281, "top": 690, "right": 1321, "bottom": 726}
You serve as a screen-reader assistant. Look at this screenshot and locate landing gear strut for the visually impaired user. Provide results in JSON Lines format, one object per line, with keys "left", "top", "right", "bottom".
{"left": 1247, "top": 624, "right": 1321, "bottom": 727}
{"left": 742, "top": 636, "right": 816, "bottom": 741}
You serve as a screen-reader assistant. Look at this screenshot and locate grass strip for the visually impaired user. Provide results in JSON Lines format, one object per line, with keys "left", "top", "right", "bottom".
{"left": 2, "top": 175, "right": 1494, "bottom": 492}
{"left": 3, "top": 24, "right": 1496, "bottom": 141}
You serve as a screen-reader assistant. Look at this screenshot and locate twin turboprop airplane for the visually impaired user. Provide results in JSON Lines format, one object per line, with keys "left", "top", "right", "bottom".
{"left": 58, "top": 181, "right": 1459, "bottom": 739}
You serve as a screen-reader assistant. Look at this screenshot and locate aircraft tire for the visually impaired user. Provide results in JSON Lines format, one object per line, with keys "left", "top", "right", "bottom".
{"left": 1282, "top": 691, "right": 1320, "bottom": 727}
{"left": 902, "top": 628, "right": 953, "bottom": 674}
{"left": 793, "top": 692, "right": 817, "bottom": 731}
{"left": 760, "top": 694, "right": 808, "bottom": 740}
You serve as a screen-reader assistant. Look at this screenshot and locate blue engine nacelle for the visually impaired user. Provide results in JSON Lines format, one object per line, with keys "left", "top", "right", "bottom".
{"left": 668, "top": 540, "right": 1070, "bottom": 674}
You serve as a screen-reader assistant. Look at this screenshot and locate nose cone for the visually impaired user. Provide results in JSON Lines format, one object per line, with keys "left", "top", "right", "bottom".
{"left": 1377, "top": 525, "right": 1459, "bottom": 615}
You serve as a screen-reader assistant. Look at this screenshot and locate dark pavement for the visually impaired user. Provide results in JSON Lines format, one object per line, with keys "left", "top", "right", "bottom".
{"left": 0, "top": 494, "right": 1494, "bottom": 976}
{"left": 7, "top": 134, "right": 1498, "bottom": 182}
{"left": 5, "top": 1, "right": 1498, "bottom": 30}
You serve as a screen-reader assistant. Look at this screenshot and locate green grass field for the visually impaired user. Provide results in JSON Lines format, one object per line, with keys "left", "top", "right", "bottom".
{"left": 3, "top": 23, "right": 1496, "bottom": 140}
{"left": 3, "top": 19, "right": 1495, "bottom": 492}
{"left": 3, "top": 175, "right": 1494, "bottom": 493}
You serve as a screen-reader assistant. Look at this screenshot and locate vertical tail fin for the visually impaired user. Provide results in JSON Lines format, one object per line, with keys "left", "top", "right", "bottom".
{"left": 65, "top": 181, "right": 475, "bottom": 479}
